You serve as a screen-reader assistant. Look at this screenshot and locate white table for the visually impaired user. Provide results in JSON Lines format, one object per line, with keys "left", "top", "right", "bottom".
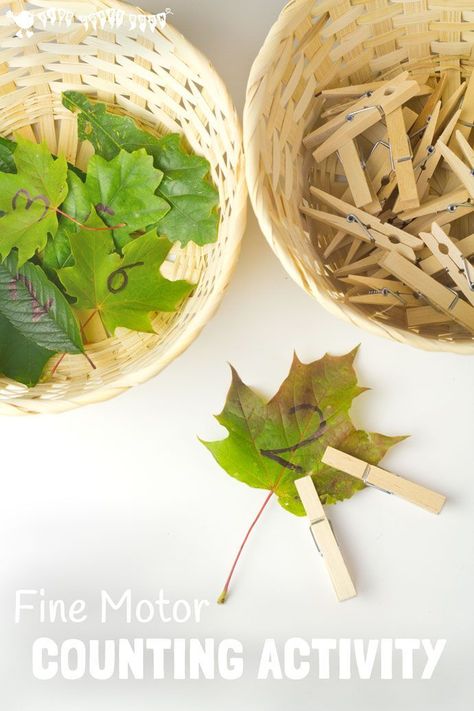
{"left": 1, "top": 2, "right": 473, "bottom": 709}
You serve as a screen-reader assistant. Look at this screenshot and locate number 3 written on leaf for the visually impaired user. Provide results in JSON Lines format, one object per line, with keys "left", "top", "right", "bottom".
{"left": 12, "top": 188, "right": 50, "bottom": 221}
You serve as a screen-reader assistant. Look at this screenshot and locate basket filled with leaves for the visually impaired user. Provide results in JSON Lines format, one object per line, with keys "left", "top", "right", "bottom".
{"left": 244, "top": 0, "right": 474, "bottom": 353}
{"left": 0, "top": 0, "right": 246, "bottom": 414}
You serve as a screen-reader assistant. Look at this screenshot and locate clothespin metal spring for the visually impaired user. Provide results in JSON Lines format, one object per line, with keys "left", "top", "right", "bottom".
{"left": 346, "top": 213, "right": 375, "bottom": 243}
{"left": 345, "top": 104, "right": 384, "bottom": 122}
{"left": 362, "top": 464, "right": 392, "bottom": 495}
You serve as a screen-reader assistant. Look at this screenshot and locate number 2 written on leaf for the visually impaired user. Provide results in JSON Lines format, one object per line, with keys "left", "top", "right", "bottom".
{"left": 260, "top": 404, "right": 327, "bottom": 473}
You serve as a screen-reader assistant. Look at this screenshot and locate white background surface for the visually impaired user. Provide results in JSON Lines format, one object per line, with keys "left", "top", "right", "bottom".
{"left": 1, "top": 1, "right": 473, "bottom": 709}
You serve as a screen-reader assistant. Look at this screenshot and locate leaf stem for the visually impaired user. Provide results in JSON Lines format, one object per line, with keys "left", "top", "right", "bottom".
{"left": 80, "top": 309, "right": 98, "bottom": 337}
{"left": 52, "top": 206, "right": 126, "bottom": 231}
{"left": 84, "top": 352, "right": 96, "bottom": 370}
{"left": 50, "top": 352, "right": 66, "bottom": 377}
{"left": 217, "top": 489, "right": 274, "bottom": 604}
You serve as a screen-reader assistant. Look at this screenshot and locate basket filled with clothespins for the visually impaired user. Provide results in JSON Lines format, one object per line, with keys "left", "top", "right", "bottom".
{"left": 244, "top": 0, "right": 474, "bottom": 353}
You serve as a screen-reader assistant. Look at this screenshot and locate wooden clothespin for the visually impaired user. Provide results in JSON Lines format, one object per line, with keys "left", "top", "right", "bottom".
{"left": 419, "top": 231, "right": 474, "bottom": 276}
{"left": 333, "top": 250, "right": 383, "bottom": 277}
{"left": 416, "top": 108, "right": 461, "bottom": 201}
{"left": 311, "top": 75, "right": 420, "bottom": 162}
{"left": 322, "top": 100, "right": 357, "bottom": 120}
{"left": 342, "top": 239, "right": 374, "bottom": 267}
{"left": 448, "top": 70, "right": 474, "bottom": 153}
{"left": 309, "top": 187, "right": 423, "bottom": 253}
{"left": 337, "top": 139, "right": 379, "bottom": 208}
{"left": 410, "top": 74, "right": 447, "bottom": 137}
{"left": 323, "top": 230, "right": 350, "bottom": 259}
{"left": 342, "top": 275, "right": 419, "bottom": 307}
{"left": 421, "top": 223, "right": 474, "bottom": 306}
{"left": 365, "top": 108, "right": 418, "bottom": 203}
{"left": 321, "top": 81, "right": 389, "bottom": 99}
{"left": 407, "top": 305, "right": 450, "bottom": 328}
{"left": 434, "top": 81, "right": 467, "bottom": 138}
{"left": 392, "top": 102, "right": 441, "bottom": 213}
{"left": 412, "top": 101, "right": 441, "bottom": 168}
{"left": 301, "top": 205, "right": 418, "bottom": 262}
{"left": 322, "top": 447, "right": 446, "bottom": 514}
{"left": 304, "top": 77, "right": 409, "bottom": 150}
{"left": 295, "top": 475, "right": 356, "bottom": 602}
{"left": 380, "top": 251, "right": 474, "bottom": 333}
{"left": 348, "top": 292, "right": 415, "bottom": 307}
{"left": 385, "top": 105, "right": 419, "bottom": 209}
{"left": 437, "top": 140, "right": 474, "bottom": 199}
{"left": 322, "top": 80, "right": 431, "bottom": 101}
{"left": 399, "top": 187, "right": 472, "bottom": 222}
{"left": 455, "top": 130, "right": 474, "bottom": 170}
{"left": 404, "top": 203, "right": 473, "bottom": 240}
{"left": 364, "top": 106, "right": 417, "bottom": 149}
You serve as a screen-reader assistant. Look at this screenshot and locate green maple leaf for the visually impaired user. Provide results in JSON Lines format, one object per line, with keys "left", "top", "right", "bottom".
{"left": 0, "top": 253, "right": 84, "bottom": 355}
{"left": 0, "top": 313, "right": 55, "bottom": 386}
{"left": 62, "top": 91, "right": 219, "bottom": 246}
{"left": 0, "top": 138, "right": 68, "bottom": 265}
{"left": 85, "top": 149, "right": 170, "bottom": 250}
{"left": 151, "top": 134, "right": 220, "bottom": 247}
{"left": 202, "top": 349, "right": 406, "bottom": 514}
{"left": 58, "top": 215, "right": 194, "bottom": 334}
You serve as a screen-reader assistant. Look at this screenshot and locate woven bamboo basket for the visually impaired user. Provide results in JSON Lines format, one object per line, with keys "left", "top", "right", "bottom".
{"left": 244, "top": 0, "right": 474, "bottom": 353}
{"left": 0, "top": 0, "right": 247, "bottom": 414}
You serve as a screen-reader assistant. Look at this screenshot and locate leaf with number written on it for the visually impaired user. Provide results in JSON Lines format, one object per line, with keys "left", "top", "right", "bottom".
{"left": 85, "top": 149, "right": 170, "bottom": 251}
{"left": 201, "top": 349, "right": 406, "bottom": 602}
{"left": 0, "top": 313, "right": 55, "bottom": 386}
{"left": 0, "top": 138, "right": 68, "bottom": 265}
{"left": 58, "top": 214, "right": 194, "bottom": 334}
{"left": 0, "top": 253, "right": 84, "bottom": 355}
{"left": 62, "top": 91, "right": 219, "bottom": 246}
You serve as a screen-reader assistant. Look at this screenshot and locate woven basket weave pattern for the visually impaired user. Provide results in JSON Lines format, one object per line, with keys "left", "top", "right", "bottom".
{"left": 0, "top": 0, "right": 247, "bottom": 414}
{"left": 244, "top": 0, "right": 474, "bottom": 353}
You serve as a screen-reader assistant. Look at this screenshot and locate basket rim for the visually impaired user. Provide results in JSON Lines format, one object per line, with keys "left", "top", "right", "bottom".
{"left": 0, "top": 0, "right": 248, "bottom": 414}
{"left": 243, "top": 0, "right": 474, "bottom": 355}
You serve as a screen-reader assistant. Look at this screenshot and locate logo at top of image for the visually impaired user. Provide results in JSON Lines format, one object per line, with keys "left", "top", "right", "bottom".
{"left": 6, "top": 7, "right": 173, "bottom": 38}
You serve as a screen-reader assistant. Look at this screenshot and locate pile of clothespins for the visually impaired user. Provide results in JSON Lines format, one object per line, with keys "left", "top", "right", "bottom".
{"left": 301, "top": 70, "right": 474, "bottom": 339}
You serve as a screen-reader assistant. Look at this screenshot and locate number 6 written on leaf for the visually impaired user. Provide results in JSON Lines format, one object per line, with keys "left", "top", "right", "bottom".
{"left": 107, "top": 261, "right": 144, "bottom": 294}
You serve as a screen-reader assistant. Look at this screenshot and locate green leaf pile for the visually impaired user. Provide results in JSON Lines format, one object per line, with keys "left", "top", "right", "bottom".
{"left": 62, "top": 91, "right": 220, "bottom": 246}
{"left": 0, "top": 92, "right": 216, "bottom": 387}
